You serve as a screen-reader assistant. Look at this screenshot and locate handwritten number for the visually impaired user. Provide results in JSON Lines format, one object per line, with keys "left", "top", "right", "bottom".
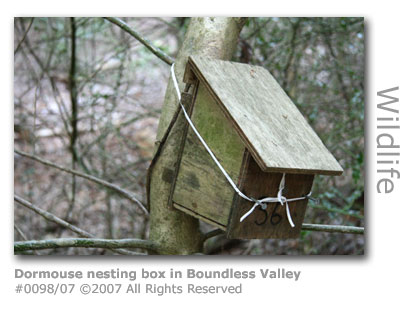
{"left": 269, "top": 203, "right": 282, "bottom": 226}
{"left": 270, "top": 213, "right": 282, "bottom": 225}
{"left": 253, "top": 203, "right": 288, "bottom": 226}
{"left": 254, "top": 209, "right": 268, "bottom": 226}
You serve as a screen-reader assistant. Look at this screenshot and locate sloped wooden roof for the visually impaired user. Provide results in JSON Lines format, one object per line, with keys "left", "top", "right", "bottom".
{"left": 185, "top": 55, "right": 343, "bottom": 175}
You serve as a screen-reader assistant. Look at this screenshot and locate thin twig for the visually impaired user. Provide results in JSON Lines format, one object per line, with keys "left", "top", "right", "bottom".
{"left": 14, "top": 225, "right": 39, "bottom": 255}
{"left": 14, "top": 225, "right": 29, "bottom": 241}
{"left": 104, "top": 17, "right": 174, "bottom": 65}
{"left": 67, "top": 17, "right": 78, "bottom": 221}
{"left": 202, "top": 223, "right": 364, "bottom": 241}
{"left": 14, "top": 149, "right": 149, "bottom": 217}
{"left": 14, "top": 195, "right": 149, "bottom": 255}
{"left": 14, "top": 17, "right": 34, "bottom": 55}
{"left": 15, "top": 194, "right": 94, "bottom": 237}
{"left": 301, "top": 223, "right": 364, "bottom": 234}
{"left": 15, "top": 238, "right": 160, "bottom": 253}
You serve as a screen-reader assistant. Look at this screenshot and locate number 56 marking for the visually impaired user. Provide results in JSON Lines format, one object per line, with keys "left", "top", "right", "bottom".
{"left": 254, "top": 203, "right": 283, "bottom": 226}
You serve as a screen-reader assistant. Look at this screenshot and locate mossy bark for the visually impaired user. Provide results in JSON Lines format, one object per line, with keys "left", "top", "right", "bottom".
{"left": 149, "top": 17, "right": 246, "bottom": 254}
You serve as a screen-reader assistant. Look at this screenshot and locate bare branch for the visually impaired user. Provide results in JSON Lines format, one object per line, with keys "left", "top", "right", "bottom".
{"left": 14, "top": 225, "right": 39, "bottom": 255}
{"left": 14, "top": 225, "right": 29, "bottom": 241}
{"left": 104, "top": 17, "right": 174, "bottom": 65}
{"left": 14, "top": 17, "right": 34, "bottom": 55}
{"left": 15, "top": 238, "right": 160, "bottom": 253}
{"left": 14, "top": 195, "right": 146, "bottom": 255}
{"left": 15, "top": 194, "right": 94, "bottom": 238}
{"left": 67, "top": 17, "right": 79, "bottom": 221}
{"left": 14, "top": 149, "right": 149, "bottom": 217}
{"left": 202, "top": 223, "right": 364, "bottom": 241}
{"left": 301, "top": 223, "right": 364, "bottom": 235}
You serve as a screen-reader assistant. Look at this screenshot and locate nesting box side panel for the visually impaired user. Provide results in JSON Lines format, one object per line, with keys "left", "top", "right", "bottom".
{"left": 172, "top": 83, "right": 246, "bottom": 227}
{"left": 226, "top": 153, "right": 314, "bottom": 239}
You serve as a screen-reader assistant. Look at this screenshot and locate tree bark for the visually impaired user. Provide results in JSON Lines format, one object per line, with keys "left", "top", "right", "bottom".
{"left": 149, "top": 17, "right": 246, "bottom": 254}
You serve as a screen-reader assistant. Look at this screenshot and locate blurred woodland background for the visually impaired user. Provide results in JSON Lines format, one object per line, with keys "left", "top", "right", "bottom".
{"left": 14, "top": 17, "right": 364, "bottom": 255}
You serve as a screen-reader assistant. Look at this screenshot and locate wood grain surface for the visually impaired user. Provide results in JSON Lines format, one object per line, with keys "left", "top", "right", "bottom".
{"left": 227, "top": 152, "right": 315, "bottom": 239}
{"left": 172, "top": 83, "right": 245, "bottom": 226}
{"left": 188, "top": 55, "right": 343, "bottom": 175}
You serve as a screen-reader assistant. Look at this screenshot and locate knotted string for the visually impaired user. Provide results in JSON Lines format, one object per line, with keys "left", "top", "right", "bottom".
{"left": 170, "top": 64, "right": 311, "bottom": 227}
{"left": 239, "top": 173, "right": 312, "bottom": 226}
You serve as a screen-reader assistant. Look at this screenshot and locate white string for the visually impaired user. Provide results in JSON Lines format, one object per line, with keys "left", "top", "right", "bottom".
{"left": 170, "top": 64, "right": 310, "bottom": 227}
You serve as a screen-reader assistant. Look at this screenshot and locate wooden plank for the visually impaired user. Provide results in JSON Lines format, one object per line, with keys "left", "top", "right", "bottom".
{"left": 172, "top": 83, "right": 246, "bottom": 226}
{"left": 227, "top": 153, "right": 314, "bottom": 239}
{"left": 188, "top": 55, "right": 343, "bottom": 176}
{"left": 167, "top": 90, "right": 197, "bottom": 208}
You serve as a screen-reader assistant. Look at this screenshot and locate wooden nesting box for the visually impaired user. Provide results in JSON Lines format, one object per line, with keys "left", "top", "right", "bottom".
{"left": 169, "top": 56, "right": 343, "bottom": 239}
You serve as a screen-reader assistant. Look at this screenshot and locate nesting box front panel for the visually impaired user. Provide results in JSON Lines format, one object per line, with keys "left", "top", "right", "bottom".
{"left": 226, "top": 153, "right": 314, "bottom": 239}
{"left": 172, "top": 83, "right": 246, "bottom": 228}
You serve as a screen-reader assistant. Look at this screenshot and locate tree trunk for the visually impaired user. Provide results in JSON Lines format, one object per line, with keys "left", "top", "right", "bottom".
{"left": 149, "top": 17, "right": 246, "bottom": 254}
